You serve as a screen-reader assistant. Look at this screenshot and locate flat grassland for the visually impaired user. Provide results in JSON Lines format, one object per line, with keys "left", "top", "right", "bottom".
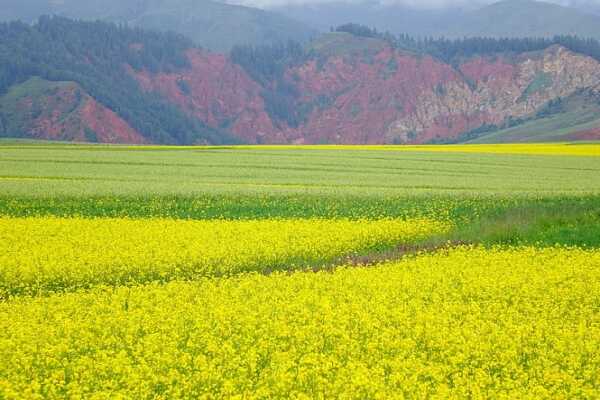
{"left": 1, "top": 143, "right": 599, "bottom": 398}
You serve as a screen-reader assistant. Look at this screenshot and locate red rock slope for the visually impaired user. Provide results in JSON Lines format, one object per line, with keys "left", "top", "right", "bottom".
{"left": 131, "top": 36, "right": 600, "bottom": 144}
{"left": 1, "top": 78, "right": 145, "bottom": 144}
{"left": 6, "top": 35, "right": 600, "bottom": 144}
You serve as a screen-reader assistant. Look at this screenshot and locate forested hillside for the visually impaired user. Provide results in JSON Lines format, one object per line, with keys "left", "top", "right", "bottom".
{"left": 0, "top": 0, "right": 315, "bottom": 52}
{"left": 2, "top": 18, "right": 600, "bottom": 144}
{"left": 0, "top": 17, "right": 236, "bottom": 144}
{"left": 332, "top": 23, "right": 600, "bottom": 63}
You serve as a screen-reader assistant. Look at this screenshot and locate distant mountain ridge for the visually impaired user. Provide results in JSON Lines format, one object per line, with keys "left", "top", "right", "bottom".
{"left": 450, "top": 0, "right": 600, "bottom": 38}
{"left": 274, "top": 0, "right": 600, "bottom": 40}
{"left": 2, "top": 17, "right": 600, "bottom": 144}
{"left": 6, "top": 0, "right": 600, "bottom": 50}
{"left": 0, "top": 0, "right": 316, "bottom": 51}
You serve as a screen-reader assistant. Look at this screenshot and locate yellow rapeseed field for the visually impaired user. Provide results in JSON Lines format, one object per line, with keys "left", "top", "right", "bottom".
{"left": 0, "top": 216, "right": 448, "bottom": 297}
{"left": 54, "top": 143, "right": 600, "bottom": 156}
{"left": 1, "top": 246, "right": 598, "bottom": 399}
{"left": 229, "top": 143, "right": 600, "bottom": 156}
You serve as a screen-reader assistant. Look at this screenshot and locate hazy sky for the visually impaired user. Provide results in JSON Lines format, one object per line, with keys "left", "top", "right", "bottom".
{"left": 227, "top": 0, "right": 600, "bottom": 10}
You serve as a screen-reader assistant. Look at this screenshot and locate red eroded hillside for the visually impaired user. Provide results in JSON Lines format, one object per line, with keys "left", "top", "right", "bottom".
{"left": 285, "top": 44, "right": 600, "bottom": 144}
{"left": 2, "top": 78, "right": 145, "bottom": 144}
{"left": 285, "top": 47, "right": 473, "bottom": 143}
{"left": 131, "top": 50, "right": 283, "bottom": 143}
{"left": 130, "top": 37, "right": 600, "bottom": 144}
{"left": 133, "top": 44, "right": 490, "bottom": 144}
{"left": 79, "top": 98, "right": 146, "bottom": 144}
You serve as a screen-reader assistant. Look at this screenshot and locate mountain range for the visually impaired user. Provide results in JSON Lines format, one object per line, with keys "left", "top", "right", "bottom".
{"left": 275, "top": 0, "right": 600, "bottom": 40}
{"left": 2, "top": 17, "right": 600, "bottom": 145}
{"left": 6, "top": 0, "right": 600, "bottom": 52}
{"left": 0, "top": 0, "right": 316, "bottom": 52}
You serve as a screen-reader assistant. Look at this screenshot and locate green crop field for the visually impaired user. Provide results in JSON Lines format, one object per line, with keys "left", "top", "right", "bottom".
{"left": 2, "top": 143, "right": 600, "bottom": 197}
{"left": 1, "top": 142, "right": 600, "bottom": 398}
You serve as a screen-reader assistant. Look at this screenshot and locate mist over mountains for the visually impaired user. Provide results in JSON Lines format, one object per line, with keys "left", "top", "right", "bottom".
{"left": 0, "top": 0, "right": 316, "bottom": 52}
{"left": 271, "top": 0, "right": 600, "bottom": 40}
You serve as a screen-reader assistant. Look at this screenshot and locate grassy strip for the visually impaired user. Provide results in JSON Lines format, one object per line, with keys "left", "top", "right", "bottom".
{"left": 365, "top": 198, "right": 600, "bottom": 265}
{"left": 445, "top": 198, "right": 600, "bottom": 247}
{"left": 0, "top": 194, "right": 509, "bottom": 220}
{"left": 323, "top": 196, "right": 600, "bottom": 268}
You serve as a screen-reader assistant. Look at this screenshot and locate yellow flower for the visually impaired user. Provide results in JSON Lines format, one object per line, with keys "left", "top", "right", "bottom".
{"left": 0, "top": 216, "right": 448, "bottom": 297}
{"left": 1, "top": 246, "right": 599, "bottom": 398}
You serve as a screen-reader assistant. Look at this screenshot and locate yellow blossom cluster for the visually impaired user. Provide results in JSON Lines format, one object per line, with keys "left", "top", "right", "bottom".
{"left": 0, "top": 216, "right": 448, "bottom": 297}
{"left": 1, "top": 246, "right": 598, "bottom": 398}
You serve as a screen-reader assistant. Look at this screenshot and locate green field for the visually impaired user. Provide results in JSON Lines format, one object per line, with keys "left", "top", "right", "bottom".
{"left": 2, "top": 143, "right": 600, "bottom": 197}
